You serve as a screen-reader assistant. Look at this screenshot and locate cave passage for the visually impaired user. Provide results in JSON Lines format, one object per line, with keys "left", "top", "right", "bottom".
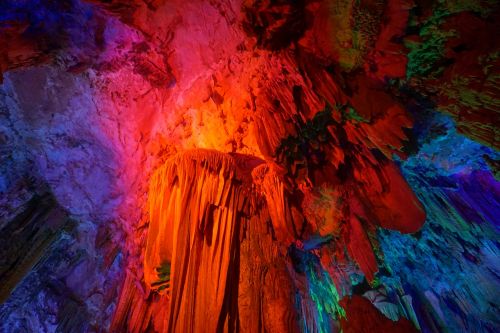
{"left": 0, "top": 0, "right": 499, "bottom": 332}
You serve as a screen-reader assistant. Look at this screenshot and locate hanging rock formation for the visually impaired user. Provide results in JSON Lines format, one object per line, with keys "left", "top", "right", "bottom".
{"left": 0, "top": 0, "right": 499, "bottom": 332}
{"left": 145, "top": 150, "right": 252, "bottom": 332}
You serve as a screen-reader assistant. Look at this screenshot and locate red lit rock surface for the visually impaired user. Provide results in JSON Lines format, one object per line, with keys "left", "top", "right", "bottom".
{"left": 0, "top": 0, "right": 498, "bottom": 332}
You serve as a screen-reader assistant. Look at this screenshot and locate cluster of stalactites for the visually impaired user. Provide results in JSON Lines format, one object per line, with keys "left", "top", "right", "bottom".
{"left": 146, "top": 149, "right": 238, "bottom": 273}
{"left": 145, "top": 149, "right": 300, "bottom": 332}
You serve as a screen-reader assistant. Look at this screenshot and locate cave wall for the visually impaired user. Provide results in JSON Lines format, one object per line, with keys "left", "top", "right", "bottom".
{"left": 0, "top": 0, "right": 499, "bottom": 332}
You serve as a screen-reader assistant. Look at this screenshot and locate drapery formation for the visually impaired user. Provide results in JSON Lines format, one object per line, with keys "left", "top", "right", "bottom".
{"left": 145, "top": 150, "right": 250, "bottom": 332}
{"left": 140, "top": 146, "right": 426, "bottom": 332}
{"left": 144, "top": 149, "right": 301, "bottom": 332}
{"left": 1, "top": 0, "right": 498, "bottom": 332}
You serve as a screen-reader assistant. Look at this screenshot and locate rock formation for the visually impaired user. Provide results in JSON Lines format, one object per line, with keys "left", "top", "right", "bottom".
{"left": 0, "top": 0, "right": 498, "bottom": 332}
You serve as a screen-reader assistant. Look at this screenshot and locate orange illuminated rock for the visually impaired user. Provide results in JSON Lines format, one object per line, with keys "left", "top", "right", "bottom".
{"left": 145, "top": 149, "right": 253, "bottom": 332}
{"left": 143, "top": 149, "right": 302, "bottom": 332}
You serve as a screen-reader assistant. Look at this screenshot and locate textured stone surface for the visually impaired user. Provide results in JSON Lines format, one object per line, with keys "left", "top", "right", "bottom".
{"left": 0, "top": 0, "right": 499, "bottom": 332}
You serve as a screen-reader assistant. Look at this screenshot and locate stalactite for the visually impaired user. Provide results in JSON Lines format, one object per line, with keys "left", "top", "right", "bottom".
{"left": 1, "top": 0, "right": 498, "bottom": 332}
{"left": 140, "top": 149, "right": 308, "bottom": 332}
{"left": 144, "top": 149, "right": 251, "bottom": 332}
